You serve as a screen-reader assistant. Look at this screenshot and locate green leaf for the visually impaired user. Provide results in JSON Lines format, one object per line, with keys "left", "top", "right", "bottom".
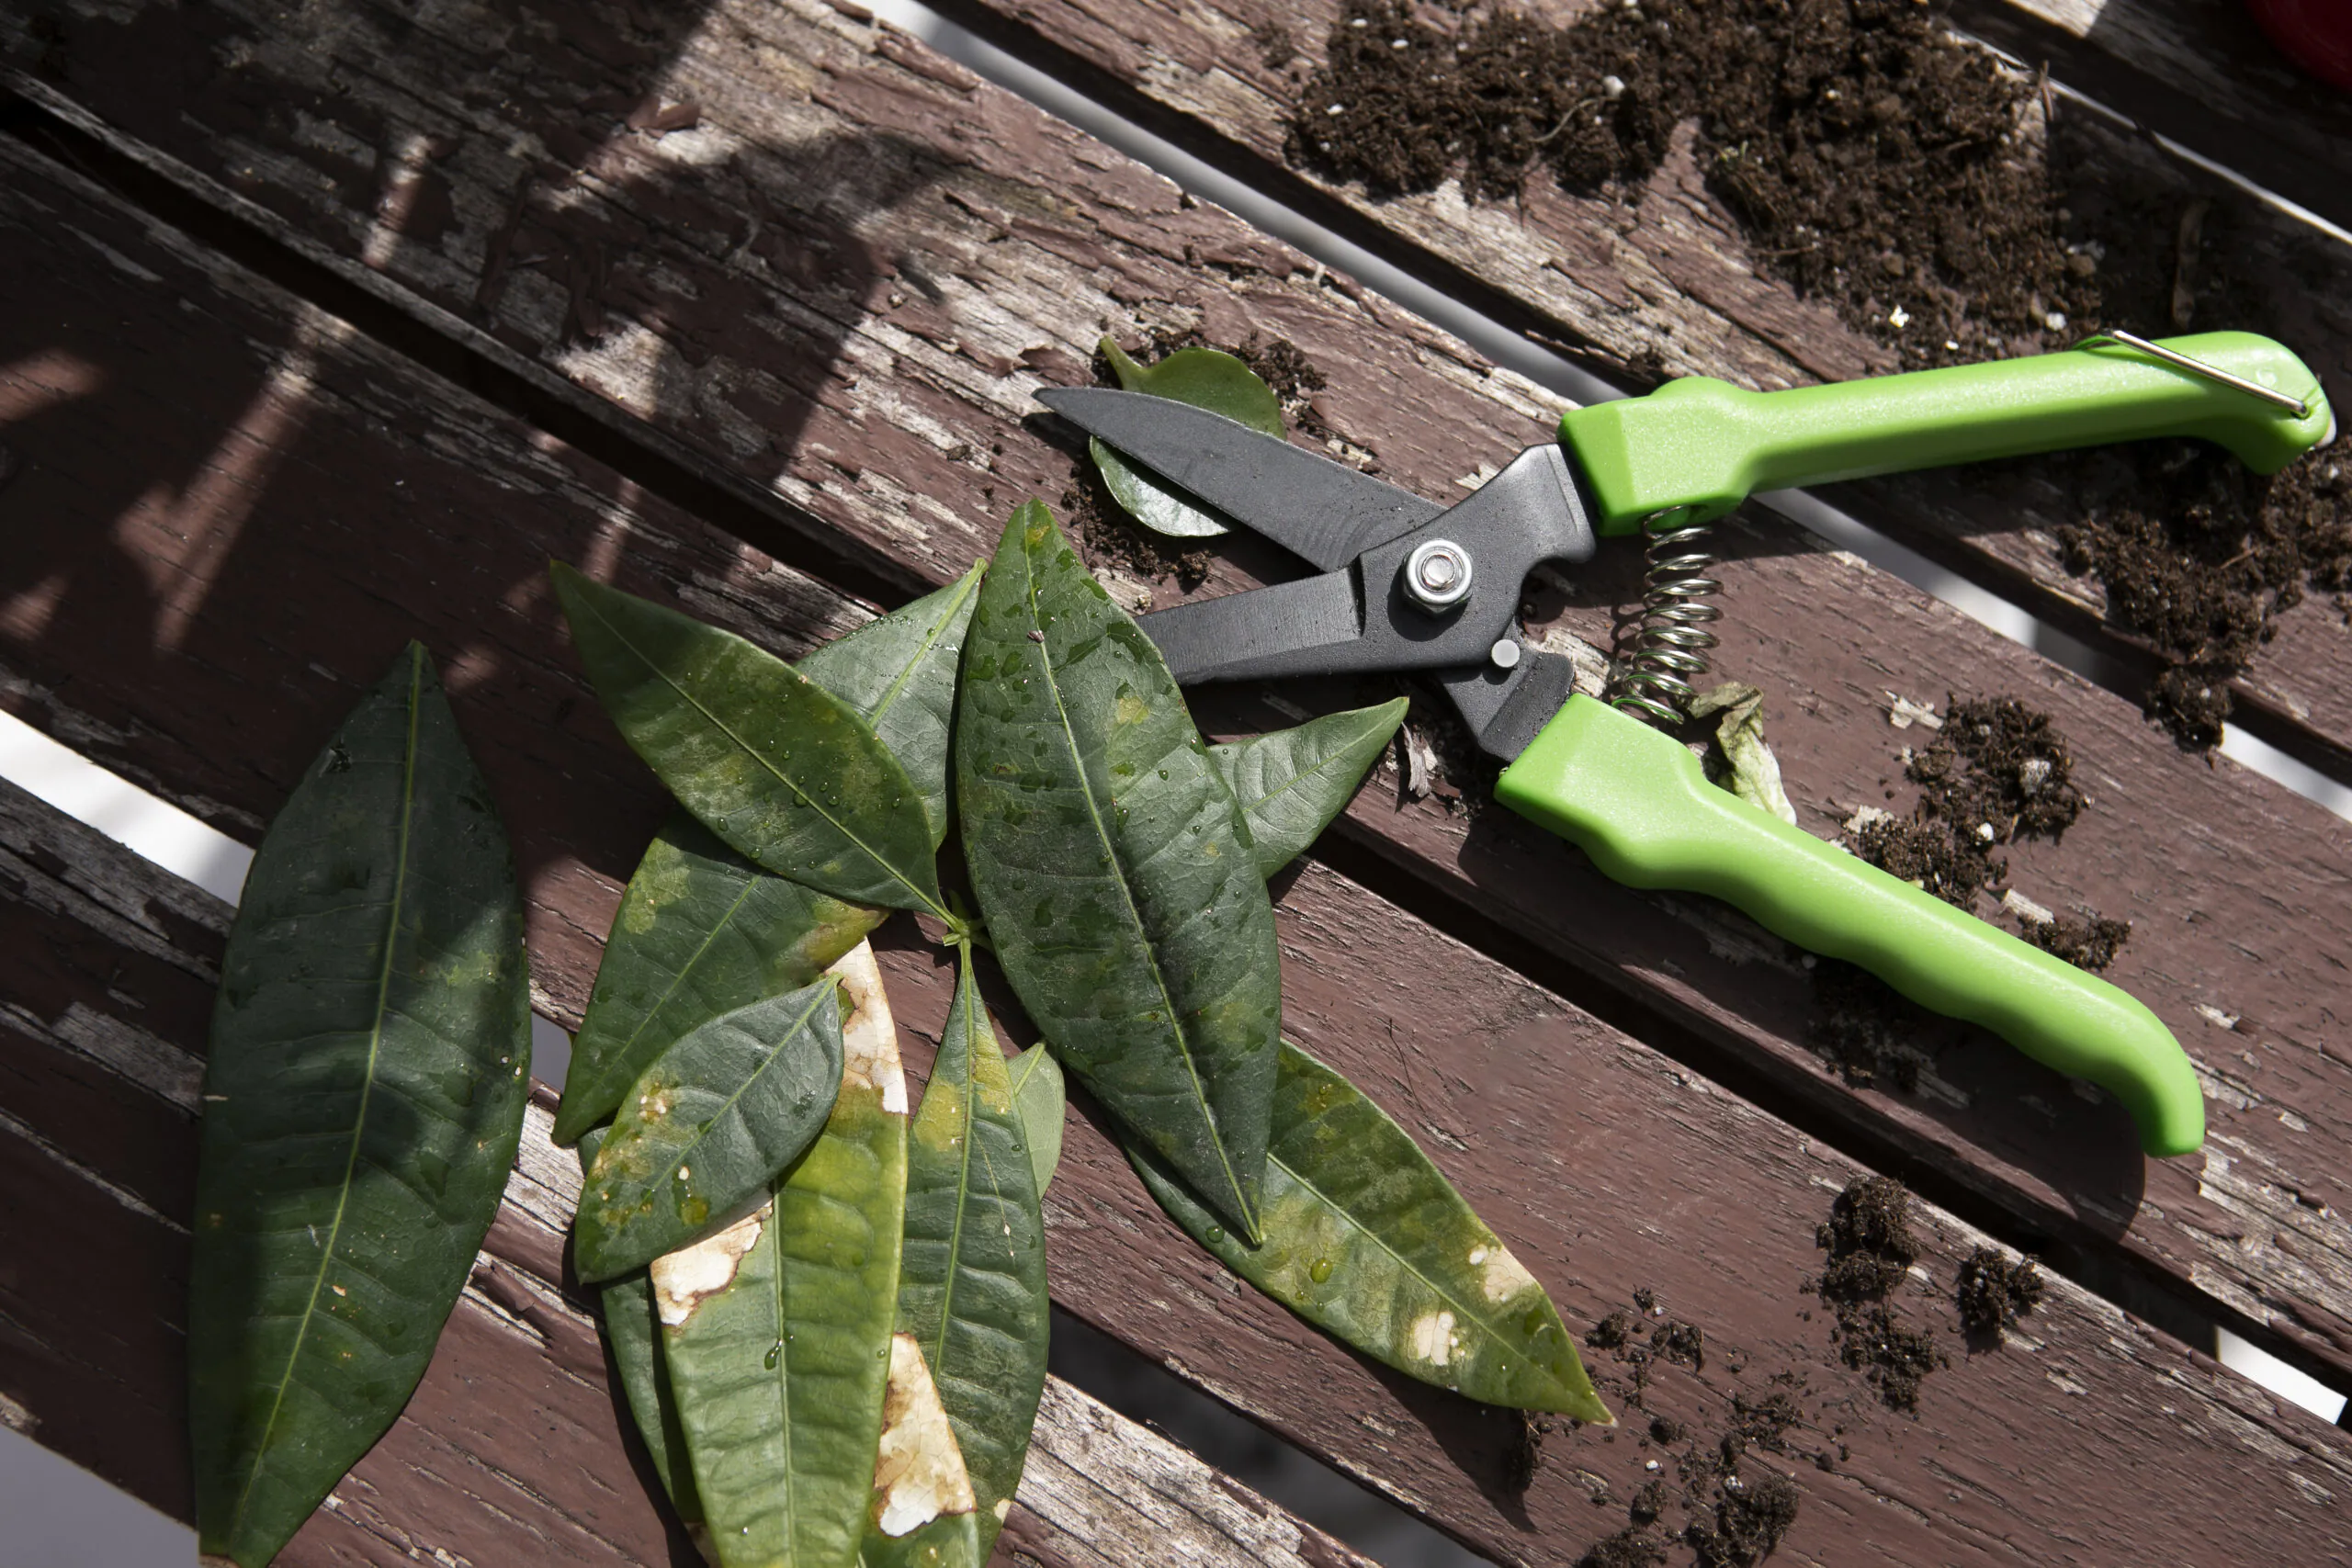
{"left": 189, "top": 644, "right": 532, "bottom": 1566}
{"left": 576, "top": 1127, "right": 703, "bottom": 1525}
{"left": 656, "top": 943, "right": 910, "bottom": 1568}
{"left": 858, "top": 1336, "right": 983, "bottom": 1568}
{"left": 575, "top": 981, "right": 848, "bottom": 1281}
{"left": 556, "top": 813, "right": 882, "bottom": 1146}
{"left": 956, "top": 501, "right": 1281, "bottom": 1242}
{"left": 1007, "top": 1044, "right": 1066, "bottom": 1196}
{"left": 1090, "top": 339, "right": 1283, "bottom": 539}
{"left": 551, "top": 562, "right": 945, "bottom": 915}
{"left": 892, "top": 946, "right": 1048, "bottom": 1560}
{"left": 799, "top": 564, "right": 987, "bottom": 849}
{"left": 1128, "top": 1041, "right": 1613, "bottom": 1422}
{"left": 1210, "top": 698, "right": 1408, "bottom": 878}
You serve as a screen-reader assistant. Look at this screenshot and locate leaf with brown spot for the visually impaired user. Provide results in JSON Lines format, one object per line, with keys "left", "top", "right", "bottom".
{"left": 575, "top": 1126, "right": 702, "bottom": 1526}
{"left": 574, "top": 979, "right": 846, "bottom": 1282}
{"left": 1129, "top": 1041, "right": 1611, "bottom": 1419}
{"left": 657, "top": 942, "right": 910, "bottom": 1568}
{"left": 859, "top": 1334, "right": 982, "bottom": 1568}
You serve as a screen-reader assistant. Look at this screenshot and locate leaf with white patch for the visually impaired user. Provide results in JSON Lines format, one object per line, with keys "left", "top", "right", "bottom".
{"left": 656, "top": 942, "right": 910, "bottom": 1568}
{"left": 858, "top": 1335, "right": 983, "bottom": 1568}
{"left": 892, "top": 947, "right": 1049, "bottom": 1561}
{"left": 575, "top": 981, "right": 846, "bottom": 1281}
{"left": 555, "top": 813, "right": 881, "bottom": 1146}
{"left": 189, "top": 644, "right": 532, "bottom": 1567}
{"left": 1007, "top": 1043, "right": 1066, "bottom": 1196}
{"left": 551, "top": 562, "right": 945, "bottom": 915}
{"left": 1128, "top": 1041, "right": 1611, "bottom": 1420}
{"left": 576, "top": 1126, "right": 702, "bottom": 1526}
{"left": 1209, "top": 698, "right": 1408, "bottom": 878}
{"left": 798, "top": 564, "right": 986, "bottom": 848}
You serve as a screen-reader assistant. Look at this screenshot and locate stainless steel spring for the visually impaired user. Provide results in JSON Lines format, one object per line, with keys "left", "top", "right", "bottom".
{"left": 1608, "top": 505, "right": 1722, "bottom": 728}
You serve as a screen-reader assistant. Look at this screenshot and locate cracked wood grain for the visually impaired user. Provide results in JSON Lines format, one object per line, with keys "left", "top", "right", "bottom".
{"left": 3, "top": 7, "right": 2348, "bottom": 1392}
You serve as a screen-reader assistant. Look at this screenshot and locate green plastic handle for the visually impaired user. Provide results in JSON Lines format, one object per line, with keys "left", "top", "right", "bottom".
{"left": 1495, "top": 695, "right": 2204, "bottom": 1157}
{"left": 1558, "top": 331, "right": 2335, "bottom": 534}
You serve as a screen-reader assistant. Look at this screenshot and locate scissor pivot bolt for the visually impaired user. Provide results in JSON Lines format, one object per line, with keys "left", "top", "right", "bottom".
{"left": 1402, "top": 539, "right": 1474, "bottom": 612}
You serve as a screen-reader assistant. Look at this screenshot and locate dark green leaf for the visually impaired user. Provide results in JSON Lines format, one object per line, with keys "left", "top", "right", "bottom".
{"left": 551, "top": 562, "right": 944, "bottom": 915}
{"left": 894, "top": 947, "right": 1048, "bottom": 1560}
{"left": 555, "top": 813, "right": 881, "bottom": 1146}
{"left": 1007, "top": 1044, "right": 1066, "bottom": 1196}
{"left": 858, "top": 1336, "right": 984, "bottom": 1568}
{"left": 799, "top": 564, "right": 986, "bottom": 849}
{"left": 1091, "top": 339, "right": 1283, "bottom": 540}
{"left": 190, "top": 644, "right": 531, "bottom": 1566}
{"left": 576, "top": 1127, "right": 703, "bottom": 1525}
{"left": 656, "top": 944, "right": 909, "bottom": 1568}
{"left": 1129, "top": 1041, "right": 1612, "bottom": 1422}
{"left": 1210, "top": 698, "right": 1408, "bottom": 878}
{"left": 956, "top": 502, "right": 1280, "bottom": 1241}
{"left": 575, "top": 981, "right": 847, "bottom": 1281}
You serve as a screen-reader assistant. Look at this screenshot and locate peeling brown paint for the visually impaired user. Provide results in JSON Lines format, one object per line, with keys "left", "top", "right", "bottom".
{"left": 872, "top": 1332, "right": 977, "bottom": 1536}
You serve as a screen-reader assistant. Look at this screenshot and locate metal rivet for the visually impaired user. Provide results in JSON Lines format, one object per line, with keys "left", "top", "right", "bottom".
{"left": 1489, "top": 638, "right": 1521, "bottom": 670}
{"left": 1401, "top": 539, "right": 1473, "bottom": 613}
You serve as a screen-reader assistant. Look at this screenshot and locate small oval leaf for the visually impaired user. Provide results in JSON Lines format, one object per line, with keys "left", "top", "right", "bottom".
{"left": 1007, "top": 1043, "right": 1066, "bottom": 1196}
{"left": 190, "top": 644, "right": 531, "bottom": 1567}
{"left": 1210, "top": 697, "right": 1408, "bottom": 878}
{"left": 1091, "top": 339, "right": 1283, "bottom": 539}
{"left": 956, "top": 501, "right": 1280, "bottom": 1242}
{"left": 575, "top": 981, "right": 847, "bottom": 1281}
{"left": 1129, "top": 1041, "right": 1613, "bottom": 1421}
{"left": 556, "top": 813, "right": 881, "bottom": 1146}
{"left": 576, "top": 1127, "right": 703, "bottom": 1525}
{"left": 657, "top": 942, "right": 910, "bottom": 1568}
{"left": 551, "top": 562, "right": 944, "bottom": 915}
{"left": 799, "top": 563, "right": 986, "bottom": 849}
{"left": 895, "top": 947, "right": 1049, "bottom": 1561}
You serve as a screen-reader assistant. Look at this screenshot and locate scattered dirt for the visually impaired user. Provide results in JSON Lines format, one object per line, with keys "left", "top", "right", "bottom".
{"left": 1651, "top": 1318, "right": 1706, "bottom": 1373}
{"left": 1579, "top": 1528, "right": 1670, "bottom": 1568}
{"left": 2017, "top": 912, "right": 2131, "bottom": 973}
{"left": 1812, "top": 1177, "right": 1945, "bottom": 1412}
{"left": 2052, "top": 446, "right": 2352, "bottom": 747}
{"left": 1954, "top": 1247, "right": 2045, "bottom": 1344}
{"left": 1684, "top": 1470, "right": 1801, "bottom": 1568}
{"left": 1587, "top": 1309, "right": 1636, "bottom": 1352}
{"left": 1287, "top": 1, "right": 2352, "bottom": 750}
{"left": 1811, "top": 694, "right": 2126, "bottom": 1085}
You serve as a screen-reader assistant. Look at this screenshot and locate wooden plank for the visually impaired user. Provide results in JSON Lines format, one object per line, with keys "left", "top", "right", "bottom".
{"left": 4, "top": 4, "right": 2349, "bottom": 1388}
{"left": 0, "top": 780, "right": 1375, "bottom": 1568}
{"left": 6, "top": 667, "right": 2351, "bottom": 1567}
{"left": 2, "top": 131, "right": 2351, "bottom": 1567}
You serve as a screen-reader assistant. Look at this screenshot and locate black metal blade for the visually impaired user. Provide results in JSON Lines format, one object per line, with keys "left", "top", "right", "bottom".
{"left": 1039, "top": 388, "right": 1439, "bottom": 570}
{"left": 1438, "top": 648, "right": 1579, "bottom": 762}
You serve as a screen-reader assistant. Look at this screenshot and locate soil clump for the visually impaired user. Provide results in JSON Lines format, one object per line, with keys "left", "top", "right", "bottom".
{"left": 1954, "top": 1246, "right": 2044, "bottom": 1344}
{"left": 1287, "top": 0, "right": 2352, "bottom": 749}
{"left": 1812, "top": 1177, "right": 1945, "bottom": 1411}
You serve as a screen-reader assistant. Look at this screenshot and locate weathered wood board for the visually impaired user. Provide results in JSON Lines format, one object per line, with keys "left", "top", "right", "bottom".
{"left": 5, "top": 2, "right": 2349, "bottom": 1391}
{"left": 1, "top": 128, "right": 2349, "bottom": 1565}
{"left": 0, "top": 776, "right": 1377, "bottom": 1568}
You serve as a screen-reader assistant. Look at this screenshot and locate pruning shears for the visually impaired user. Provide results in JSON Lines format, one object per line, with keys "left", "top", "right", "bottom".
{"left": 1043, "top": 331, "right": 2338, "bottom": 1160}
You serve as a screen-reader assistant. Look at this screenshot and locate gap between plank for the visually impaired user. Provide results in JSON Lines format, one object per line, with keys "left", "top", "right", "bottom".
{"left": 885, "top": 0, "right": 2352, "bottom": 822}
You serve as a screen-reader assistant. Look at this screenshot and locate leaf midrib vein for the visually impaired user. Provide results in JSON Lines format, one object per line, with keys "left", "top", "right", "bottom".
{"left": 582, "top": 594, "right": 941, "bottom": 919}
{"left": 228, "top": 652, "right": 423, "bottom": 1544}
{"left": 1019, "top": 553, "right": 1257, "bottom": 1238}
